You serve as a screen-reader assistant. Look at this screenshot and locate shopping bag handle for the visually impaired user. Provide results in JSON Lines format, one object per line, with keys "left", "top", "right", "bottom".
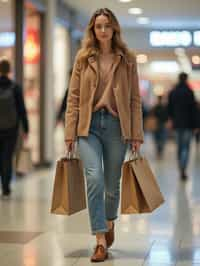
{"left": 128, "top": 151, "right": 142, "bottom": 161}
{"left": 65, "top": 151, "right": 77, "bottom": 160}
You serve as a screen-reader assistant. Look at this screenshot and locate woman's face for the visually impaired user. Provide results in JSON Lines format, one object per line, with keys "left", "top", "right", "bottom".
{"left": 94, "top": 15, "right": 113, "bottom": 44}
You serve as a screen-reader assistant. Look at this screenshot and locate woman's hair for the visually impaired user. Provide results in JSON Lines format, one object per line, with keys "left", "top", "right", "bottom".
{"left": 78, "top": 8, "right": 132, "bottom": 63}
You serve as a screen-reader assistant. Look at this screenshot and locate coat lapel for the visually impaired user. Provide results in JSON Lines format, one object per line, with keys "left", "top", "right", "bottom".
{"left": 112, "top": 55, "right": 121, "bottom": 74}
{"left": 88, "top": 56, "right": 98, "bottom": 75}
{"left": 88, "top": 52, "right": 122, "bottom": 92}
{"left": 88, "top": 56, "right": 99, "bottom": 90}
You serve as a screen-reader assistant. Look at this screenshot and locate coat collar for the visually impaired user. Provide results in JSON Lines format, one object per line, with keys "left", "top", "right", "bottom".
{"left": 88, "top": 48, "right": 124, "bottom": 60}
{"left": 88, "top": 56, "right": 98, "bottom": 73}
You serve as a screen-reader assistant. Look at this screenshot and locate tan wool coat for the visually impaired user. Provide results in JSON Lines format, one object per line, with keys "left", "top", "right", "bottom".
{"left": 65, "top": 50, "right": 144, "bottom": 143}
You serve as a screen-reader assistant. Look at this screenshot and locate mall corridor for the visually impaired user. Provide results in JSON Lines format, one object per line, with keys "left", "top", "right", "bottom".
{"left": 0, "top": 0, "right": 200, "bottom": 265}
{"left": 0, "top": 136, "right": 200, "bottom": 266}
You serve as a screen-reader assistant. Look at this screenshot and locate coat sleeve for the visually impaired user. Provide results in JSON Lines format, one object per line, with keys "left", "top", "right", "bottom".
{"left": 14, "top": 84, "right": 29, "bottom": 134}
{"left": 130, "top": 56, "right": 144, "bottom": 143}
{"left": 64, "top": 55, "right": 81, "bottom": 141}
{"left": 57, "top": 89, "right": 68, "bottom": 122}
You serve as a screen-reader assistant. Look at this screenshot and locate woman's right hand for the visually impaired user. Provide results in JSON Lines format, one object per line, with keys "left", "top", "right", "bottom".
{"left": 65, "top": 140, "right": 75, "bottom": 153}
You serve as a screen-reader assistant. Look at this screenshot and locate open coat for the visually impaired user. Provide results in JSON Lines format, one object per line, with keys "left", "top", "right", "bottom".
{"left": 65, "top": 50, "right": 144, "bottom": 143}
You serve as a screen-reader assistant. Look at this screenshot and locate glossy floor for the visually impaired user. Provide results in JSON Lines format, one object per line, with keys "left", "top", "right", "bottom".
{"left": 0, "top": 136, "right": 200, "bottom": 266}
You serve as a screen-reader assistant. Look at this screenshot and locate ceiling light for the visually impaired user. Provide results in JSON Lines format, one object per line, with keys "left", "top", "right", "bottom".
{"left": 136, "top": 17, "right": 150, "bottom": 25}
{"left": 192, "top": 55, "right": 200, "bottom": 65}
{"left": 118, "top": 0, "right": 132, "bottom": 2}
{"left": 136, "top": 54, "right": 148, "bottom": 64}
{"left": 128, "top": 8, "right": 143, "bottom": 15}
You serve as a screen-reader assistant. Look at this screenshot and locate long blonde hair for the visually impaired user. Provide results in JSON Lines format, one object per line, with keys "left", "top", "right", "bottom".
{"left": 78, "top": 8, "right": 132, "bottom": 63}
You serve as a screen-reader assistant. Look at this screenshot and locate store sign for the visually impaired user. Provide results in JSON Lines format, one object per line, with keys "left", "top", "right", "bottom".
{"left": 24, "top": 28, "right": 40, "bottom": 64}
{"left": 0, "top": 32, "right": 15, "bottom": 47}
{"left": 150, "top": 31, "right": 200, "bottom": 47}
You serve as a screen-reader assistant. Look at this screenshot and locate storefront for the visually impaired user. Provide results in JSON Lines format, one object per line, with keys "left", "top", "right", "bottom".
{"left": 0, "top": 0, "right": 46, "bottom": 165}
{"left": 0, "top": 0, "right": 85, "bottom": 165}
{"left": 53, "top": 2, "right": 85, "bottom": 157}
{"left": 0, "top": 0, "right": 15, "bottom": 76}
{"left": 24, "top": 3, "right": 43, "bottom": 163}
{"left": 53, "top": 23, "right": 71, "bottom": 156}
{"left": 123, "top": 28, "right": 200, "bottom": 108}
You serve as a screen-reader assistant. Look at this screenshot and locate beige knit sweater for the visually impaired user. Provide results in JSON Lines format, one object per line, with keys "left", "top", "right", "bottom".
{"left": 93, "top": 53, "right": 118, "bottom": 117}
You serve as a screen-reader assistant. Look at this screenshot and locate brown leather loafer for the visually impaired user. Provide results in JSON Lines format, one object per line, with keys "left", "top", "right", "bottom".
{"left": 105, "top": 222, "right": 115, "bottom": 248}
{"left": 91, "top": 244, "right": 108, "bottom": 262}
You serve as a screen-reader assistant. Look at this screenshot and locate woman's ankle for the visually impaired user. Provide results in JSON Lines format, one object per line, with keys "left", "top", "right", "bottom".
{"left": 107, "top": 220, "right": 114, "bottom": 230}
{"left": 96, "top": 233, "right": 107, "bottom": 248}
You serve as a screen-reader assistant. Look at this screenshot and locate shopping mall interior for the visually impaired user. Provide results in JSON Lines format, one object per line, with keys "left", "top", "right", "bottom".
{"left": 0, "top": 0, "right": 200, "bottom": 265}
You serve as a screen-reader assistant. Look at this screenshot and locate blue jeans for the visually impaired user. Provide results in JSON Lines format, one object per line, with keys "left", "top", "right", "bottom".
{"left": 78, "top": 109, "right": 128, "bottom": 234}
{"left": 176, "top": 129, "right": 192, "bottom": 170}
{"left": 153, "top": 127, "right": 167, "bottom": 155}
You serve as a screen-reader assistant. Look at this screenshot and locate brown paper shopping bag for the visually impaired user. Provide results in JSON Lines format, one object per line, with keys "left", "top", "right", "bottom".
{"left": 16, "top": 147, "right": 32, "bottom": 175}
{"left": 121, "top": 155, "right": 164, "bottom": 214}
{"left": 51, "top": 157, "right": 86, "bottom": 215}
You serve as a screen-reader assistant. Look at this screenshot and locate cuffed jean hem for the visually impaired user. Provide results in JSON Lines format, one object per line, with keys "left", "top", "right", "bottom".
{"left": 92, "top": 228, "right": 109, "bottom": 235}
{"left": 106, "top": 216, "right": 118, "bottom": 221}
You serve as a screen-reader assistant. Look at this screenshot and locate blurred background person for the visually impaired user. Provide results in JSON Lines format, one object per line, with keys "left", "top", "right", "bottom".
{"left": 168, "top": 72, "right": 197, "bottom": 181}
{"left": 56, "top": 69, "right": 72, "bottom": 126}
{"left": 0, "top": 59, "right": 29, "bottom": 198}
{"left": 194, "top": 101, "right": 200, "bottom": 149}
{"left": 142, "top": 101, "right": 149, "bottom": 134}
{"left": 151, "top": 95, "right": 168, "bottom": 159}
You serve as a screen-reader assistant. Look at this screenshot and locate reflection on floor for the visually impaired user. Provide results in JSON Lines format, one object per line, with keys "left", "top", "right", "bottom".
{"left": 0, "top": 135, "right": 200, "bottom": 266}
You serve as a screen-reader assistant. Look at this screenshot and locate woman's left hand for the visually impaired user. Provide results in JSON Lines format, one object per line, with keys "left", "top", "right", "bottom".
{"left": 131, "top": 140, "right": 142, "bottom": 152}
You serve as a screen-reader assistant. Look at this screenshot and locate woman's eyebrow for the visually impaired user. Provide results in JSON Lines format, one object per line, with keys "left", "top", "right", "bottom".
{"left": 95, "top": 22, "right": 111, "bottom": 25}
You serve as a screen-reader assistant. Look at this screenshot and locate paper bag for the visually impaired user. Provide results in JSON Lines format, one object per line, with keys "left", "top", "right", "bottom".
{"left": 51, "top": 157, "right": 86, "bottom": 215}
{"left": 121, "top": 156, "right": 164, "bottom": 214}
{"left": 16, "top": 147, "right": 32, "bottom": 175}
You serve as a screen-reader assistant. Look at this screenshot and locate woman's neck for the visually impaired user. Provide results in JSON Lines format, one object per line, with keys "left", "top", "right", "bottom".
{"left": 99, "top": 42, "right": 112, "bottom": 55}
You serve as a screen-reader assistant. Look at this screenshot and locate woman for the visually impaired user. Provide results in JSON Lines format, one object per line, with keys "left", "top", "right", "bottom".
{"left": 65, "top": 8, "right": 143, "bottom": 262}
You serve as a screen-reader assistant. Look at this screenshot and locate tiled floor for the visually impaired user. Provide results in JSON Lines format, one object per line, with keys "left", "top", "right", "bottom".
{"left": 0, "top": 231, "right": 42, "bottom": 244}
{"left": 0, "top": 135, "right": 200, "bottom": 265}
